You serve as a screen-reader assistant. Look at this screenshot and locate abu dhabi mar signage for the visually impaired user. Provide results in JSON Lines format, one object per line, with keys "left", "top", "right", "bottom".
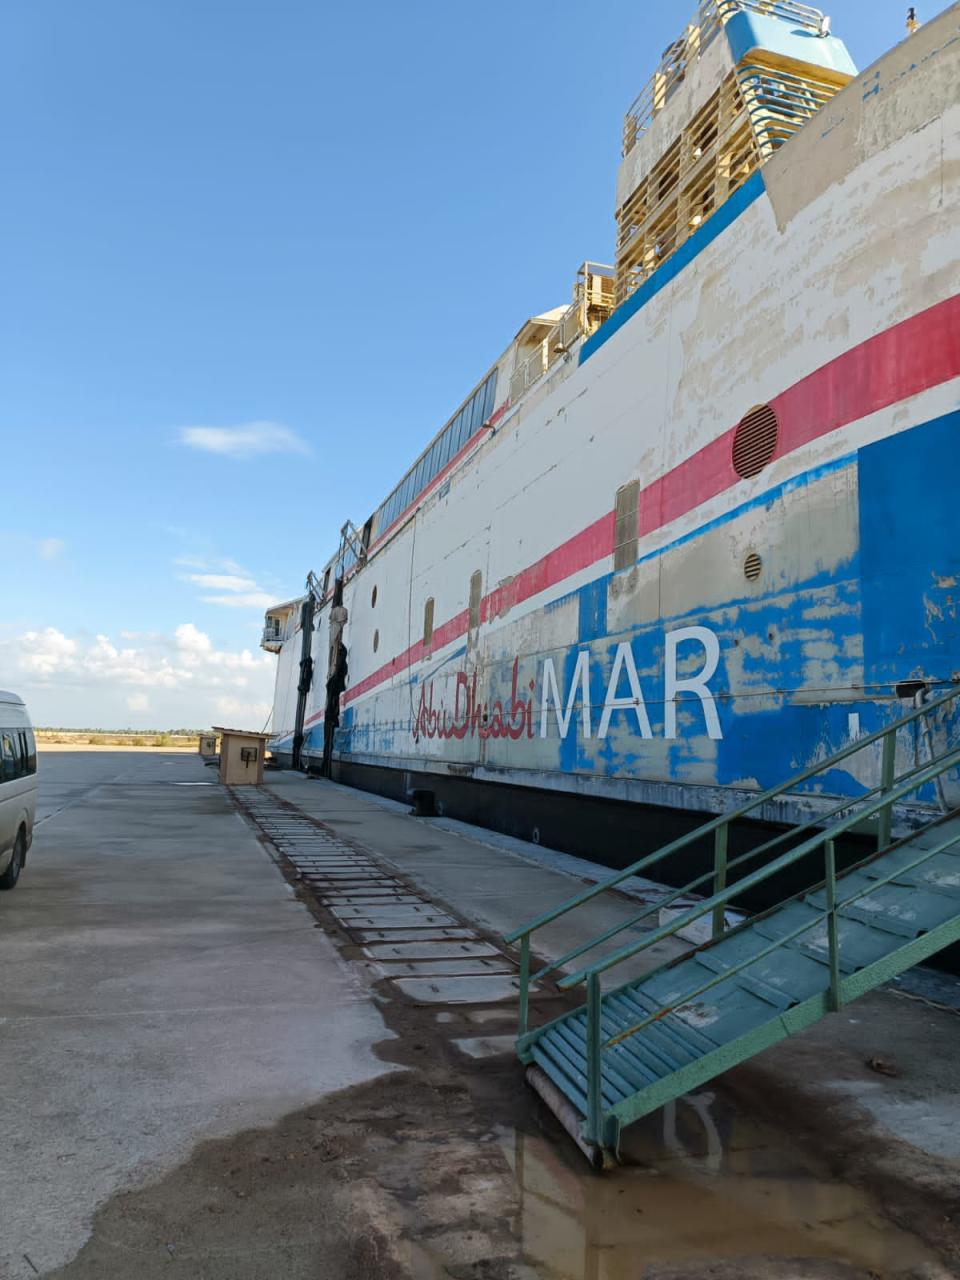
{"left": 412, "top": 626, "right": 722, "bottom": 744}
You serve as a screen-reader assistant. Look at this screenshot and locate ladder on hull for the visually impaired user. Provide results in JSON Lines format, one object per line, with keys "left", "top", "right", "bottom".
{"left": 505, "top": 688, "right": 960, "bottom": 1163}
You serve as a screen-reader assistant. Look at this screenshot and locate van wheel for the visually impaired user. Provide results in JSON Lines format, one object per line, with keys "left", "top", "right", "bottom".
{"left": 0, "top": 829, "right": 25, "bottom": 890}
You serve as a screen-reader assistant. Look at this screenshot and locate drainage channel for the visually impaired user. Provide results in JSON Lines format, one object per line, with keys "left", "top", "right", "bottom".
{"left": 232, "top": 786, "right": 529, "bottom": 1010}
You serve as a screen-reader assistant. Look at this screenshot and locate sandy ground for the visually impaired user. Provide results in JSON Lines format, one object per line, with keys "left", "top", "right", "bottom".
{"left": 37, "top": 743, "right": 199, "bottom": 752}
{"left": 2, "top": 757, "right": 957, "bottom": 1280}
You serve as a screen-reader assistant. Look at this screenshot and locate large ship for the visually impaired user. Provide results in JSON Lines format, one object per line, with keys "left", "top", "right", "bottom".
{"left": 262, "top": 1, "right": 960, "bottom": 863}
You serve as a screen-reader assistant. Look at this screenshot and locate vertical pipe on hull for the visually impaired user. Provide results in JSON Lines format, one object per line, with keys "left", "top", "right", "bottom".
{"left": 291, "top": 594, "right": 315, "bottom": 772}
{"left": 321, "top": 578, "right": 349, "bottom": 778}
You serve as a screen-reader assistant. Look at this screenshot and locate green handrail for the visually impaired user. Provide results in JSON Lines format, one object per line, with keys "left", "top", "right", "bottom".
{"left": 528, "top": 784, "right": 874, "bottom": 986}
{"left": 558, "top": 747, "right": 960, "bottom": 990}
{"left": 509, "top": 684, "right": 960, "bottom": 1044}
{"left": 602, "top": 825, "right": 960, "bottom": 1051}
{"left": 505, "top": 685, "right": 960, "bottom": 950}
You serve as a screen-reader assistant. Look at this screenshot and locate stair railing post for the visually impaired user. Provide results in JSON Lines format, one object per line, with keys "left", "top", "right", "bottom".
{"left": 824, "top": 838, "right": 841, "bottom": 1012}
{"left": 586, "top": 973, "right": 603, "bottom": 1149}
{"left": 519, "top": 933, "right": 530, "bottom": 1039}
{"left": 712, "top": 823, "right": 729, "bottom": 940}
{"left": 877, "top": 727, "right": 897, "bottom": 850}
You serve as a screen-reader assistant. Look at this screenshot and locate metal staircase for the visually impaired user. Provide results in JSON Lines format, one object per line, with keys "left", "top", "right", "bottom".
{"left": 505, "top": 687, "right": 960, "bottom": 1164}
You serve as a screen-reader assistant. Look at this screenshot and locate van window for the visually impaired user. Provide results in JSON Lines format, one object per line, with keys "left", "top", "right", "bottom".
{"left": 1, "top": 732, "right": 19, "bottom": 783}
{"left": 19, "top": 729, "right": 37, "bottom": 776}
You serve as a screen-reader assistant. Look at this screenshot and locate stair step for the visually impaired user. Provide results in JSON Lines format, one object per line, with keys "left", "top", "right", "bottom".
{"left": 530, "top": 1044, "right": 589, "bottom": 1118}
{"left": 838, "top": 887, "right": 960, "bottom": 937}
{"left": 695, "top": 947, "right": 814, "bottom": 1010}
{"left": 516, "top": 812, "right": 960, "bottom": 1150}
{"left": 548, "top": 1020, "right": 636, "bottom": 1103}
{"left": 568, "top": 1009, "right": 662, "bottom": 1082}
{"left": 907, "top": 814, "right": 960, "bottom": 851}
{"left": 606, "top": 985, "right": 718, "bottom": 1056}
{"left": 855, "top": 846, "right": 960, "bottom": 899}
{"left": 792, "top": 913, "right": 894, "bottom": 973}
{"left": 597, "top": 1006, "right": 679, "bottom": 1080}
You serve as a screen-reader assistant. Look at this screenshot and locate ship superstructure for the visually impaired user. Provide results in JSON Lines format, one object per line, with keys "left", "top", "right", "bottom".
{"left": 262, "top": 2, "right": 960, "bottom": 856}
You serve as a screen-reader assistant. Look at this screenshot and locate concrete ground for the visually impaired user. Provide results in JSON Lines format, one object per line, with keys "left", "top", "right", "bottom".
{"left": 265, "top": 771, "right": 960, "bottom": 1158}
{"left": 262, "top": 773, "right": 960, "bottom": 1264}
{"left": 0, "top": 752, "right": 388, "bottom": 1278}
{"left": 2, "top": 756, "right": 958, "bottom": 1280}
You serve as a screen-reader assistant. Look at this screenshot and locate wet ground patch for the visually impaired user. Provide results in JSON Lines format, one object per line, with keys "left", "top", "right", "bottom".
{"left": 43, "top": 1045, "right": 951, "bottom": 1280}
{"left": 42, "top": 783, "right": 955, "bottom": 1279}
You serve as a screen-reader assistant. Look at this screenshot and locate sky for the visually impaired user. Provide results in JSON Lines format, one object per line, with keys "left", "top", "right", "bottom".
{"left": 0, "top": 0, "right": 943, "bottom": 730}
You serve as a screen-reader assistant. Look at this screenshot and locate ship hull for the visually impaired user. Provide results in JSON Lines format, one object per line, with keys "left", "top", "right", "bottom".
{"left": 268, "top": 10, "right": 960, "bottom": 852}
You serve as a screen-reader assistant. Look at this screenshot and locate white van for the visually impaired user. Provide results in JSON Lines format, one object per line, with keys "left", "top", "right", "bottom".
{"left": 0, "top": 692, "right": 37, "bottom": 890}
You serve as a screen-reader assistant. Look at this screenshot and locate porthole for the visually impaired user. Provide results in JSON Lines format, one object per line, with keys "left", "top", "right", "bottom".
{"left": 732, "top": 404, "right": 779, "bottom": 479}
{"left": 744, "top": 552, "right": 763, "bottom": 581}
{"left": 371, "top": 585, "right": 378, "bottom": 608}
{"left": 373, "top": 629, "right": 380, "bottom": 653}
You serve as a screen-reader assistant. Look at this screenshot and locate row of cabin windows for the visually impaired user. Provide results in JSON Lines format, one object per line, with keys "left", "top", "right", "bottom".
{"left": 1, "top": 727, "right": 37, "bottom": 784}
{"left": 375, "top": 371, "right": 498, "bottom": 538}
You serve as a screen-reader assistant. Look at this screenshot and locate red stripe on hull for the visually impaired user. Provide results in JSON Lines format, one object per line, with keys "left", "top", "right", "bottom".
{"left": 640, "top": 294, "right": 960, "bottom": 535}
{"left": 333, "top": 295, "right": 960, "bottom": 713}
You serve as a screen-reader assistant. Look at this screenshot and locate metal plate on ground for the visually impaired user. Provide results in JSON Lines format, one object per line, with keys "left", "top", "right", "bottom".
{"left": 368, "top": 958, "right": 515, "bottom": 977}
{"left": 326, "top": 899, "right": 430, "bottom": 912}
{"left": 354, "top": 927, "right": 477, "bottom": 943}
{"left": 393, "top": 975, "right": 522, "bottom": 1004}
{"left": 237, "top": 791, "right": 522, "bottom": 1007}
{"left": 330, "top": 904, "right": 454, "bottom": 920}
{"left": 362, "top": 940, "right": 501, "bottom": 960}
{"left": 452, "top": 1035, "right": 518, "bottom": 1059}
{"left": 337, "top": 912, "right": 460, "bottom": 929}
{"left": 321, "top": 893, "right": 424, "bottom": 905}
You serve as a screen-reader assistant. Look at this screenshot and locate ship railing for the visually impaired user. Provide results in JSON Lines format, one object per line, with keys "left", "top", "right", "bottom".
{"left": 260, "top": 621, "right": 286, "bottom": 651}
{"left": 736, "top": 60, "right": 847, "bottom": 156}
{"left": 508, "top": 264, "right": 614, "bottom": 406}
{"left": 733, "top": 0, "right": 826, "bottom": 27}
{"left": 622, "top": 0, "right": 827, "bottom": 155}
{"left": 506, "top": 683, "right": 960, "bottom": 1043}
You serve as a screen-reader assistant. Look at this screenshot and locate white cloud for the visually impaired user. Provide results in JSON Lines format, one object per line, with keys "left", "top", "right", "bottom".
{"left": 215, "top": 696, "right": 272, "bottom": 728}
{"left": 177, "top": 557, "right": 283, "bottom": 612}
{"left": 178, "top": 421, "right": 309, "bottom": 459}
{"left": 200, "top": 591, "right": 276, "bottom": 609}
{"left": 174, "top": 622, "right": 213, "bottom": 658}
{"left": 2, "top": 623, "right": 276, "bottom": 730}
{"left": 37, "top": 537, "right": 66, "bottom": 560}
{"left": 185, "top": 573, "right": 258, "bottom": 593}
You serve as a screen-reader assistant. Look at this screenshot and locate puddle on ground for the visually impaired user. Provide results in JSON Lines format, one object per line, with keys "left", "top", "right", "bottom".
{"left": 501, "top": 1091, "right": 941, "bottom": 1279}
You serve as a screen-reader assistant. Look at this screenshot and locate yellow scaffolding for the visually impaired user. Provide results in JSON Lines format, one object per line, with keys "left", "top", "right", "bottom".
{"left": 614, "top": 3, "right": 852, "bottom": 305}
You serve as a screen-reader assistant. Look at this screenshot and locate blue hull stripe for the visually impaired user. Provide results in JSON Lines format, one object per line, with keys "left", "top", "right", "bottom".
{"left": 579, "top": 170, "right": 767, "bottom": 366}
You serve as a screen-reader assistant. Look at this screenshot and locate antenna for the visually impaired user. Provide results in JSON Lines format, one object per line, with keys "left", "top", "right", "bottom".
{"left": 907, "top": 7, "right": 920, "bottom": 33}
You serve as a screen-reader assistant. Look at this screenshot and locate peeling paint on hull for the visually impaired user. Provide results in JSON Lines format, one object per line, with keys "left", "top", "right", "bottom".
{"left": 266, "top": 9, "right": 960, "bottom": 828}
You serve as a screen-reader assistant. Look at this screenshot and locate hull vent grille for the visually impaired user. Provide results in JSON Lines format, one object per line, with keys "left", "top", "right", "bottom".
{"left": 733, "top": 405, "right": 779, "bottom": 478}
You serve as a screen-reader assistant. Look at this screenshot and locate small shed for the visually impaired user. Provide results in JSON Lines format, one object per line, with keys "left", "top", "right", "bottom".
{"left": 213, "top": 727, "right": 271, "bottom": 786}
